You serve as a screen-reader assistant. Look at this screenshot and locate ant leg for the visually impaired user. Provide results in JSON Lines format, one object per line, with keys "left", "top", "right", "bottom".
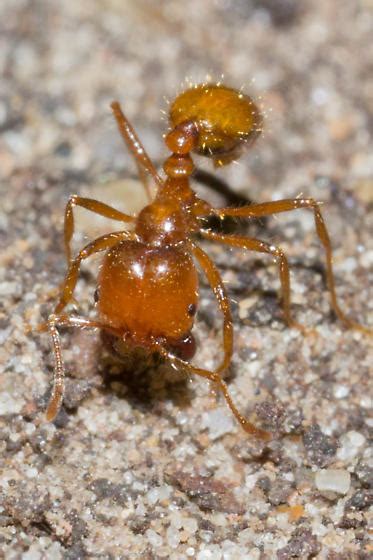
{"left": 192, "top": 244, "right": 233, "bottom": 373}
{"left": 64, "top": 195, "right": 135, "bottom": 264}
{"left": 111, "top": 101, "right": 163, "bottom": 200}
{"left": 43, "top": 314, "right": 121, "bottom": 421}
{"left": 212, "top": 199, "right": 371, "bottom": 333}
{"left": 159, "top": 347, "right": 271, "bottom": 441}
{"left": 55, "top": 231, "right": 133, "bottom": 314}
{"left": 45, "top": 314, "right": 65, "bottom": 421}
{"left": 200, "top": 230, "right": 304, "bottom": 331}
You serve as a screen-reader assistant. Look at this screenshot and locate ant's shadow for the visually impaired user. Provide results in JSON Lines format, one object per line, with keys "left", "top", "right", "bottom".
{"left": 98, "top": 332, "right": 194, "bottom": 414}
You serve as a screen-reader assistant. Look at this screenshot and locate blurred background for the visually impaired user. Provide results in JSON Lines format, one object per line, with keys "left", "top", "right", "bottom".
{"left": 1, "top": 0, "right": 372, "bottom": 202}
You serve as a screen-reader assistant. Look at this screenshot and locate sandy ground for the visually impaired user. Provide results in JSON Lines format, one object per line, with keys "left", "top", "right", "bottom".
{"left": 0, "top": 1, "right": 372, "bottom": 558}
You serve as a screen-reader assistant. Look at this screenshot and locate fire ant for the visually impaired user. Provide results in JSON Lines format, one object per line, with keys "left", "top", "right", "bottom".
{"left": 38, "top": 83, "right": 371, "bottom": 440}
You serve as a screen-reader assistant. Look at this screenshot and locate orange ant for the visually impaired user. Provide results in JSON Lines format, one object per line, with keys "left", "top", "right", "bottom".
{"left": 38, "top": 84, "right": 371, "bottom": 440}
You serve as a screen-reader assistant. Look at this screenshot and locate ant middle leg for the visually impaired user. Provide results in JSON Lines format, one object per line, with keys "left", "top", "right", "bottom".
{"left": 55, "top": 231, "right": 133, "bottom": 314}
{"left": 159, "top": 347, "right": 271, "bottom": 440}
{"left": 200, "top": 230, "right": 304, "bottom": 331}
{"left": 64, "top": 195, "right": 135, "bottom": 264}
{"left": 212, "top": 198, "right": 372, "bottom": 333}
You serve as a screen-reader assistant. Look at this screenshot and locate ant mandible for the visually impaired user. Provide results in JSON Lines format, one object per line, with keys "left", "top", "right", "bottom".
{"left": 39, "top": 84, "right": 371, "bottom": 440}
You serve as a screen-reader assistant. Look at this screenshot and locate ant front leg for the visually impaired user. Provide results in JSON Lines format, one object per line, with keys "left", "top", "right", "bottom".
{"left": 111, "top": 101, "right": 163, "bottom": 201}
{"left": 212, "top": 199, "right": 372, "bottom": 334}
{"left": 159, "top": 347, "right": 271, "bottom": 441}
{"left": 38, "top": 314, "right": 120, "bottom": 421}
{"left": 64, "top": 195, "right": 135, "bottom": 265}
{"left": 55, "top": 231, "right": 133, "bottom": 314}
{"left": 200, "top": 230, "right": 305, "bottom": 332}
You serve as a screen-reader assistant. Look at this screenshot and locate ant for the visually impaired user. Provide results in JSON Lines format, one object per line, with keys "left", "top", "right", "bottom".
{"left": 38, "top": 83, "right": 371, "bottom": 440}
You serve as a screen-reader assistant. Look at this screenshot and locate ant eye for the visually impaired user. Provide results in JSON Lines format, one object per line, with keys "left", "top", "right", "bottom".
{"left": 188, "top": 303, "right": 197, "bottom": 316}
{"left": 94, "top": 288, "right": 100, "bottom": 303}
{"left": 169, "top": 84, "right": 262, "bottom": 165}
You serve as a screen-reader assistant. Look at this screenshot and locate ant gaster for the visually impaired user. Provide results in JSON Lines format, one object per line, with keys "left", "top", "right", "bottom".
{"left": 39, "top": 84, "right": 371, "bottom": 440}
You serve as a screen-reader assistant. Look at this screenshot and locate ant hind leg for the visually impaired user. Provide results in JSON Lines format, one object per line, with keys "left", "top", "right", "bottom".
{"left": 212, "top": 198, "right": 372, "bottom": 334}
{"left": 200, "top": 230, "right": 306, "bottom": 332}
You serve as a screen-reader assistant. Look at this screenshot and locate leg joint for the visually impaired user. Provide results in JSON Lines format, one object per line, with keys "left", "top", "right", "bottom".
{"left": 298, "top": 197, "right": 319, "bottom": 211}
{"left": 68, "top": 194, "right": 78, "bottom": 205}
{"left": 271, "top": 246, "right": 285, "bottom": 260}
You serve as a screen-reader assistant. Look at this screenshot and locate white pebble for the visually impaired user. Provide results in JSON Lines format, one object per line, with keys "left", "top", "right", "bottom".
{"left": 339, "top": 257, "right": 356, "bottom": 272}
{"left": 122, "top": 471, "right": 133, "bottom": 485}
{"left": 311, "top": 87, "right": 330, "bottom": 106}
{"left": 315, "top": 469, "right": 351, "bottom": 494}
{"left": 183, "top": 516, "right": 198, "bottom": 534}
{"left": 146, "top": 529, "right": 163, "bottom": 547}
{"left": 337, "top": 431, "right": 366, "bottom": 462}
{"left": 202, "top": 408, "right": 234, "bottom": 440}
{"left": 0, "top": 393, "right": 23, "bottom": 415}
{"left": 166, "top": 526, "right": 180, "bottom": 548}
{"left": 169, "top": 512, "right": 183, "bottom": 529}
{"left": 238, "top": 296, "right": 256, "bottom": 319}
{"left": 21, "top": 544, "right": 42, "bottom": 560}
{"left": 0, "top": 281, "right": 22, "bottom": 296}
{"left": 360, "top": 396, "right": 372, "bottom": 409}
{"left": 197, "top": 547, "right": 222, "bottom": 560}
{"left": 245, "top": 550, "right": 261, "bottom": 560}
{"left": 25, "top": 423, "right": 36, "bottom": 436}
{"left": 26, "top": 467, "right": 39, "bottom": 479}
{"left": 333, "top": 385, "right": 350, "bottom": 399}
{"left": 146, "top": 485, "right": 171, "bottom": 505}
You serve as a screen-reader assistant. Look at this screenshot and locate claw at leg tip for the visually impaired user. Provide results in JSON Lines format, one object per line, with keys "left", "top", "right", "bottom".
{"left": 45, "top": 400, "right": 59, "bottom": 422}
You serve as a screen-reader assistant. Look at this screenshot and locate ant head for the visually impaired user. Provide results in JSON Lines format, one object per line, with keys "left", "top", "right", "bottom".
{"left": 168, "top": 84, "right": 262, "bottom": 166}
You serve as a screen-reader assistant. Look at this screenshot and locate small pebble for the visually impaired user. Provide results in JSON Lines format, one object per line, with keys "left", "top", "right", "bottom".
{"left": 146, "top": 529, "right": 163, "bottom": 548}
{"left": 238, "top": 296, "right": 256, "bottom": 319}
{"left": 22, "top": 546, "right": 42, "bottom": 560}
{"left": 182, "top": 517, "right": 198, "bottom": 534}
{"left": 0, "top": 281, "right": 22, "bottom": 297}
{"left": 315, "top": 469, "right": 351, "bottom": 495}
{"left": 337, "top": 431, "right": 366, "bottom": 462}
{"left": 197, "top": 547, "right": 222, "bottom": 560}
{"left": 26, "top": 467, "right": 39, "bottom": 479}
{"left": 0, "top": 393, "right": 24, "bottom": 415}
{"left": 202, "top": 407, "right": 235, "bottom": 440}
{"left": 166, "top": 526, "right": 180, "bottom": 548}
{"left": 146, "top": 485, "right": 171, "bottom": 505}
{"left": 333, "top": 385, "right": 350, "bottom": 399}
